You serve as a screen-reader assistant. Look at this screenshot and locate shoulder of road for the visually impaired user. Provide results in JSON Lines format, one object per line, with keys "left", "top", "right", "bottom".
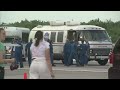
{"left": 5, "top": 62, "right": 108, "bottom": 73}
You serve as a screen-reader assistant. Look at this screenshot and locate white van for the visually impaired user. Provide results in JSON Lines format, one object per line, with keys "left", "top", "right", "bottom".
{"left": 0, "top": 26, "right": 30, "bottom": 59}
{"left": 29, "top": 21, "right": 113, "bottom": 65}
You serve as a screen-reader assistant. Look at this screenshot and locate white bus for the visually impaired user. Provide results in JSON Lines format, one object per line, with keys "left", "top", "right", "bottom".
{"left": 29, "top": 21, "right": 113, "bottom": 65}
{"left": 0, "top": 26, "right": 30, "bottom": 59}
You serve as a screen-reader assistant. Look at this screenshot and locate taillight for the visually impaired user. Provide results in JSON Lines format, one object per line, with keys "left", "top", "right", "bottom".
{"left": 109, "top": 51, "right": 114, "bottom": 64}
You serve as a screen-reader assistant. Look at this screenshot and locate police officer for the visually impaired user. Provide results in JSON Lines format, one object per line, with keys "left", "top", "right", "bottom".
{"left": 15, "top": 38, "right": 24, "bottom": 68}
{"left": 67, "top": 40, "right": 80, "bottom": 66}
{"left": 48, "top": 39, "right": 56, "bottom": 66}
{"left": 44, "top": 36, "right": 56, "bottom": 66}
{"left": 84, "top": 39, "right": 90, "bottom": 65}
{"left": 25, "top": 39, "right": 33, "bottom": 67}
{"left": 63, "top": 39, "right": 71, "bottom": 66}
{"left": 78, "top": 37, "right": 89, "bottom": 66}
{"left": 11, "top": 38, "right": 16, "bottom": 59}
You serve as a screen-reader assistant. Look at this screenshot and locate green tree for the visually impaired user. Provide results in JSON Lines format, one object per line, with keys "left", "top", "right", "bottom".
{"left": 3, "top": 19, "right": 120, "bottom": 43}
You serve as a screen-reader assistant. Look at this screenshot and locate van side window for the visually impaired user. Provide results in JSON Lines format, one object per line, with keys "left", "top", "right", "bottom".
{"left": 22, "top": 32, "right": 29, "bottom": 43}
{"left": 57, "top": 32, "right": 64, "bottom": 42}
{"left": 50, "top": 32, "right": 56, "bottom": 42}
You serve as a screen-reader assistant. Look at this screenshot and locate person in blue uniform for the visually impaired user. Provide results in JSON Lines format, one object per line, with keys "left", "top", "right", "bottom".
{"left": 44, "top": 36, "right": 56, "bottom": 66}
{"left": 63, "top": 39, "right": 71, "bottom": 66}
{"left": 15, "top": 38, "right": 23, "bottom": 68}
{"left": 78, "top": 37, "right": 89, "bottom": 66}
{"left": 84, "top": 40, "right": 90, "bottom": 65}
{"left": 25, "top": 39, "right": 33, "bottom": 67}
{"left": 68, "top": 40, "right": 80, "bottom": 66}
{"left": 11, "top": 38, "right": 16, "bottom": 59}
{"left": 48, "top": 39, "right": 56, "bottom": 66}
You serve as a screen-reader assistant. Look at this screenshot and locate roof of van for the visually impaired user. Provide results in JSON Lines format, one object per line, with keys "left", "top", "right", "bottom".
{"left": 0, "top": 26, "right": 30, "bottom": 32}
{"left": 31, "top": 25, "right": 105, "bottom": 31}
{"left": 0, "top": 26, "right": 30, "bottom": 30}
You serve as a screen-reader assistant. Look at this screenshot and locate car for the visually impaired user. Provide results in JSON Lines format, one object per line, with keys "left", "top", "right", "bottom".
{"left": 108, "top": 37, "right": 120, "bottom": 79}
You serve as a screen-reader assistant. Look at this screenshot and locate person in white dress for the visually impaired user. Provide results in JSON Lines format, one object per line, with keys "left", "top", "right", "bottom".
{"left": 29, "top": 31, "right": 55, "bottom": 79}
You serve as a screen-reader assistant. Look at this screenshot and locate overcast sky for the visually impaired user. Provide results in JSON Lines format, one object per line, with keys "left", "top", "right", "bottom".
{"left": 0, "top": 11, "right": 120, "bottom": 23}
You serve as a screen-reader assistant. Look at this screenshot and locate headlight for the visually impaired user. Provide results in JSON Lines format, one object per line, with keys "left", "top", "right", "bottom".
{"left": 110, "top": 49, "right": 112, "bottom": 52}
{"left": 95, "top": 53, "right": 97, "bottom": 55}
{"left": 7, "top": 48, "right": 12, "bottom": 54}
{"left": 90, "top": 49, "right": 93, "bottom": 53}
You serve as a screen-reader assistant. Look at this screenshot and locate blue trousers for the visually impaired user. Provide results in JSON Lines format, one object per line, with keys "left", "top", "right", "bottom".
{"left": 28, "top": 54, "right": 32, "bottom": 67}
{"left": 79, "top": 54, "right": 88, "bottom": 65}
{"left": 68, "top": 52, "right": 79, "bottom": 65}
{"left": 50, "top": 53, "right": 54, "bottom": 65}
{"left": 11, "top": 51, "right": 15, "bottom": 58}
{"left": 15, "top": 53, "right": 23, "bottom": 68}
{"left": 64, "top": 52, "right": 70, "bottom": 65}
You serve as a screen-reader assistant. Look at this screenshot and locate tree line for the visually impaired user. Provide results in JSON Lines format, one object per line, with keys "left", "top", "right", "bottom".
{"left": 1, "top": 18, "right": 120, "bottom": 43}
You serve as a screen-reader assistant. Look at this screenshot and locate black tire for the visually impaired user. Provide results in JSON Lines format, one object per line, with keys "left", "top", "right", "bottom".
{"left": 97, "top": 59, "right": 108, "bottom": 66}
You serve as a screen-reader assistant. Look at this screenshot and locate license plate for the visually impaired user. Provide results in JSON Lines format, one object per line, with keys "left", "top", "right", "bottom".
{"left": 99, "top": 56, "right": 104, "bottom": 60}
{"left": 100, "top": 58, "right": 104, "bottom": 60}
{"left": 96, "top": 56, "right": 108, "bottom": 60}
{"left": 90, "top": 56, "right": 108, "bottom": 59}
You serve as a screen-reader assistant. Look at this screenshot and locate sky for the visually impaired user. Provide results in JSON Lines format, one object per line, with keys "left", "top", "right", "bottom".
{"left": 0, "top": 11, "right": 120, "bottom": 24}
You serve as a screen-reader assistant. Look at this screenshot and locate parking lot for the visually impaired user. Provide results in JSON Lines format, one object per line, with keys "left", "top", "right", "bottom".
{"left": 4, "top": 60, "right": 109, "bottom": 79}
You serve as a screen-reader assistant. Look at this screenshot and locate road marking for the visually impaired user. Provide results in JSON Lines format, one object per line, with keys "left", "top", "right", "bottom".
{"left": 53, "top": 68, "right": 108, "bottom": 72}
{"left": 5, "top": 68, "right": 108, "bottom": 72}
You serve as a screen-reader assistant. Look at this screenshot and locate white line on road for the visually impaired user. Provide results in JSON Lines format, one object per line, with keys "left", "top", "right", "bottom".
{"left": 5, "top": 68, "right": 108, "bottom": 72}
{"left": 53, "top": 68, "right": 108, "bottom": 72}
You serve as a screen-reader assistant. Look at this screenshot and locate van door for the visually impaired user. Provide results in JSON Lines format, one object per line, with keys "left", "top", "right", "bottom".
{"left": 52, "top": 31, "right": 64, "bottom": 60}
{"left": 57, "top": 31, "right": 64, "bottom": 53}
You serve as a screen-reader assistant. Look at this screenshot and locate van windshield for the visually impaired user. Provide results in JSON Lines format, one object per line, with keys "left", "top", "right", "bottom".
{"left": 79, "top": 30, "right": 111, "bottom": 42}
{"left": 4, "top": 37, "right": 14, "bottom": 43}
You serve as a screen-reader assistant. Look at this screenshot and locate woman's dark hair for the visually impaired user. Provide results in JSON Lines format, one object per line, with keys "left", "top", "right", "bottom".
{"left": 34, "top": 31, "right": 43, "bottom": 47}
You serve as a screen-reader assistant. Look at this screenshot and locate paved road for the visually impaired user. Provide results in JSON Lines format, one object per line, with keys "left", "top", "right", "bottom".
{"left": 4, "top": 60, "right": 109, "bottom": 79}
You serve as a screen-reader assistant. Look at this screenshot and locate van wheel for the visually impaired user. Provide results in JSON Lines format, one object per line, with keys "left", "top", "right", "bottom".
{"left": 97, "top": 59, "right": 108, "bottom": 66}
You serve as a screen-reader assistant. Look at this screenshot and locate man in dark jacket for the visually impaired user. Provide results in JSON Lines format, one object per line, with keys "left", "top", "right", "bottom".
{"left": 48, "top": 39, "right": 56, "bottom": 66}
{"left": 63, "top": 39, "right": 71, "bottom": 66}
{"left": 78, "top": 37, "right": 90, "bottom": 66}
{"left": 25, "top": 39, "right": 32, "bottom": 67}
{"left": 15, "top": 38, "right": 23, "bottom": 68}
{"left": 44, "top": 35, "right": 56, "bottom": 66}
{"left": 68, "top": 40, "right": 80, "bottom": 66}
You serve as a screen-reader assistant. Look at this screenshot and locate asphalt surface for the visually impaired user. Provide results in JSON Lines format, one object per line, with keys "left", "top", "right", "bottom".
{"left": 4, "top": 60, "right": 109, "bottom": 79}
